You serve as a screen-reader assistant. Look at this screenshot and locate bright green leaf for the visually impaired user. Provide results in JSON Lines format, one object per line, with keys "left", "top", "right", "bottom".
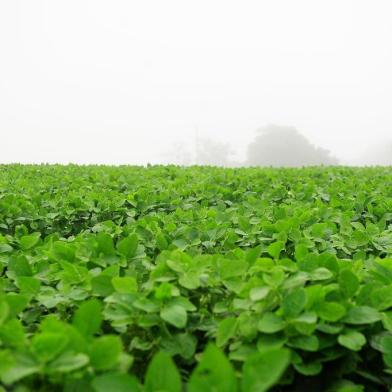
{"left": 242, "top": 348, "right": 290, "bottom": 392}
{"left": 145, "top": 351, "right": 181, "bottom": 392}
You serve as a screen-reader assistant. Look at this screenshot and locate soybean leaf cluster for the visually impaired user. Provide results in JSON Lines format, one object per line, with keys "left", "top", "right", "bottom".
{"left": 1, "top": 165, "right": 392, "bottom": 391}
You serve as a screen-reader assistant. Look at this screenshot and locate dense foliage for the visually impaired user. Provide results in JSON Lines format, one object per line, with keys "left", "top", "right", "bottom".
{"left": 1, "top": 164, "right": 392, "bottom": 391}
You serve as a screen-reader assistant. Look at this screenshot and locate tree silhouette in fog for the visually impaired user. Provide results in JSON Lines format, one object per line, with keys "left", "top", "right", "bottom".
{"left": 247, "top": 125, "right": 338, "bottom": 167}
{"left": 195, "top": 138, "right": 234, "bottom": 166}
{"left": 163, "top": 138, "right": 236, "bottom": 166}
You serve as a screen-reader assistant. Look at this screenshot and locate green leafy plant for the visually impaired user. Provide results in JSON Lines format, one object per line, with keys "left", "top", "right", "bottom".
{"left": 1, "top": 164, "right": 392, "bottom": 390}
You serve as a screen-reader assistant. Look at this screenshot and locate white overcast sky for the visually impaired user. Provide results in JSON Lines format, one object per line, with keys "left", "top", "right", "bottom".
{"left": 1, "top": 0, "right": 391, "bottom": 165}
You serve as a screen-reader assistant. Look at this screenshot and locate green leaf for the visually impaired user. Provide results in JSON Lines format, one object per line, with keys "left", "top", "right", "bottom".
{"left": 0, "top": 298, "right": 10, "bottom": 325}
{"left": 39, "top": 318, "right": 87, "bottom": 354}
{"left": 161, "top": 304, "right": 187, "bottom": 329}
{"left": 281, "top": 288, "right": 306, "bottom": 318}
{"left": 96, "top": 232, "right": 115, "bottom": 255}
{"left": 73, "top": 299, "right": 103, "bottom": 337}
{"left": 338, "top": 330, "right": 366, "bottom": 351}
{"left": 216, "top": 317, "right": 237, "bottom": 347}
{"left": 289, "top": 335, "right": 319, "bottom": 352}
{"left": 91, "top": 275, "right": 115, "bottom": 296}
{"left": 155, "top": 282, "right": 177, "bottom": 300}
{"left": 316, "top": 322, "right": 343, "bottom": 334}
{"left": 371, "top": 285, "right": 392, "bottom": 311}
{"left": 90, "top": 335, "right": 122, "bottom": 370}
{"left": 92, "top": 373, "right": 141, "bottom": 392}
{"left": 144, "top": 351, "right": 181, "bottom": 392}
{"left": 0, "top": 319, "right": 26, "bottom": 348}
{"left": 330, "top": 380, "right": 365, "bottom": 391}
{"left": 17, "top": 277, "right": 41, "bottom": 297}
{"left": 117, "top": 234, "right": 138, "bottom": 259}
{"left": 343, "top": 306, "right": 381, "bottom": 325}
{"left": 267, "top": 241, "right": 285, "bottom": 260}
{"left": 179, "top": 271, "right": 200, "bottom": 289}
{"left": 112, "top": 276, "right": 138, "bottom": 294}
{"left": 188, "top": 344, "right": 237, "bottom": 392}
{"left": 263, "top": 268, "right": 285, "bottom": 287}
{"left": 133, "top": 297, "right": 160, "bottom": 313}
{"left": 246, "top": 245, "right": 262, "bottom": 264}
{"left": 0, "top": 351, "right": 39, "bottom": 385}
{"left": 0, "top": 244, "right": 13, "bottom": 253}
{"left": 8, "top": 256, "right": 32, "bottom": 277}
{"left": 52, "top": 241, "right": 75, "bottom": 262}
{"left": 291, "top": 312, "right": 318, "bottom": 335}
{"left": 219, "top": 259, "right": 248, "bottom": 280}
{"left": 309, "top": 268, "right": 333, "bottom": 281}
{"left": 161, "top": 333, "right": 197, "bottom": 360}
{"left": 5, "top": 294, "right": 28, "bottom": 318}
{"left": 156, "top": 233, "right": 169, "bottom": 251}
{"left": 172, "top": 298, "right": 197, "bottom": 314}
{"left": 293, "top": 361, "right": 322, "bottom": 376}
{"left": 47, "top": 352, "right": 89, "bottom": 373}
{"left": 31, "top": 333, "right": 69, "bottom": 363}
{"left": 318, "top": 301, "right": 346, "bottom": 322}
{"left": 19, "top": 233, "right": 40, "bottom": 250}
{"left": 372, "top": 334, "right": 392, "bottom": 355}
{"left": 242, "top": 348, "right": 290, "bottom": 392}
{"left": 258, "top": 313, "right": 286, "bottom": 333}
{"left": 339, "top": 269, "right": 359, "bottom": 299}
{"left": 59, "top": 260, "right": 87, "bottom": 284}
{"left": 295, "top": 244, "right": 309, "bottom": 262}
{"left": 249, "top": 286, "right": 270, "bottom": 301}
{"left": 381, "top": 311, "right": 392, "bottom": 332}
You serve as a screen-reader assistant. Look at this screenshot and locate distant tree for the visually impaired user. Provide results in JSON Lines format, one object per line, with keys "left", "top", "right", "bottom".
{"left": 246, "top": 125, "right": 338, "bottom": 167}
{"left": 195, "top": 137, "right": 235, "bottom": 167}
{"left": 161, "top": 138, "right": 237, "bottom": 167}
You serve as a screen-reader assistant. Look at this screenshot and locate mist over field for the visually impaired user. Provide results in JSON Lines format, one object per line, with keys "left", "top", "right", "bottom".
{"left": 1, "top": 0, "right": 391, "bottom": 166}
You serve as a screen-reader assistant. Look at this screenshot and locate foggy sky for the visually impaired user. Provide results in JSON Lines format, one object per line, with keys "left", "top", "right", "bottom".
{"left": 1, "top": 0, "right": 392, "bottom": 165}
